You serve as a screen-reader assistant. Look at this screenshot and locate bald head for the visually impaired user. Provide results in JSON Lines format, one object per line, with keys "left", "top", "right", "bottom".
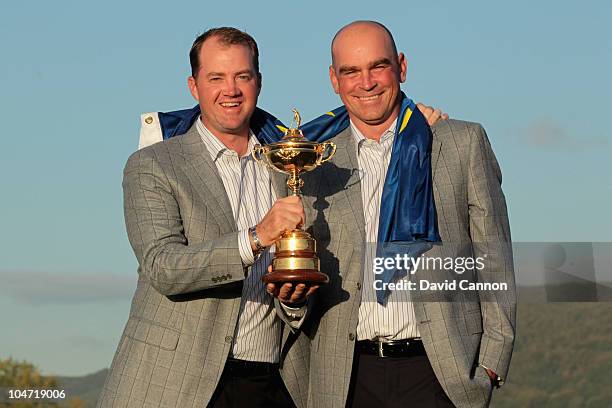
{"left": 328, "top": 20, "right": 406, "bottom": 140}
{"left": 331, "top": 21, "right": 398, "bottom": 66}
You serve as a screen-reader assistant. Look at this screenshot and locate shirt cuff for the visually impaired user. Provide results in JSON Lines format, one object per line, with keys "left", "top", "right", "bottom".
{"left": 238, "top": 228, "right": 256, "bottom": 266}
{"left": 279, "top": 301, "right": 307, "bottom": 320}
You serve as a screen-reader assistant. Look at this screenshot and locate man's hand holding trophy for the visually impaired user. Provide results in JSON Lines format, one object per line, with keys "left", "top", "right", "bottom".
{"left": 253, "top": 109, "right": 336, "bottom": 304}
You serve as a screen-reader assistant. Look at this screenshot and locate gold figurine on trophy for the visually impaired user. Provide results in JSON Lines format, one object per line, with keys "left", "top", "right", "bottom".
{"left": 253, "top": 109, "right": 336, "bottom": 285}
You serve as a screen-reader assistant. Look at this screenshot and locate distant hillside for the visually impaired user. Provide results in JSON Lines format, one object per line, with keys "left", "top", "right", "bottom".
{"left": 56, "top": 368, "right": 107, "bottom": 408}
{"left": 492, "top": 303, "right": 612, "bottom": 407}
{"left": 517, "top": 282, "right": 612, "bottom": 302}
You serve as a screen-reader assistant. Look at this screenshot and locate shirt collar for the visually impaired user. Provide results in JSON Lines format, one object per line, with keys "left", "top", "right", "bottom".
{"left": 196, "top": 117, "right": 257, "bottom": 162}
{"left": 350, "top": 118, "right": 398, "bottom": 152}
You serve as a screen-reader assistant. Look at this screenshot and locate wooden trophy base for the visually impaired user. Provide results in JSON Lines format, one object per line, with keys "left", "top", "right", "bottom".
{"left": 261, "top": 229, "right": 329, "bottom": 285}
{"left": 262, "top": 269, "right": 330, "bottom": 285}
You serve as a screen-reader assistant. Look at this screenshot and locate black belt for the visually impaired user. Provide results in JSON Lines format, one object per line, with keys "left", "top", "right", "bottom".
{"left": 356, "top": 339, "right": 426, "bottom": 358}
{"left": 224, "top": 357, "right": 279, "bottom": 376}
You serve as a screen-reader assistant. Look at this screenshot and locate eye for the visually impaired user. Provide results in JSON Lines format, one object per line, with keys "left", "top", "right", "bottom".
{"left": 237, "top": 74, "right": 252, "bottom": 81}
{"left": 209, "top": 77, "right": 222, "bottom": 82}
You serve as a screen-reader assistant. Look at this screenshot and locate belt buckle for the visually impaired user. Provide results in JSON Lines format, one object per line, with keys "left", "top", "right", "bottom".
{"left": 378, "top": 340, "right": 386, "bottom": 358}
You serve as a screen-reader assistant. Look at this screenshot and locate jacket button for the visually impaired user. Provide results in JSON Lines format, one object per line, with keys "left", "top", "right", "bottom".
{"left": 348, "top": 333, "right": 355, "bottom": 341}
{"left": 356, "top": 282, "right": 362, "bottom": 290}
{"left": 144, "top": 116, "right": 153, "bottom": 124}
{"left": 225, "top": 336, "right": 233, "bottom": 343}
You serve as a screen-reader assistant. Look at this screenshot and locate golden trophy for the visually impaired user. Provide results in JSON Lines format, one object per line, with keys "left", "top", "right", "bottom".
{"left": 253, "top": 109, "right": 336, "bottom": 285}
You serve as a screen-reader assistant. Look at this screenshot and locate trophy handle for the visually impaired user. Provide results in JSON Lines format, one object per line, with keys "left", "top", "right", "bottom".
{"left": 252, "top": 145, "right": 265, "bottom": 163}
{"left": 319, "top": 142, "right": 337, "bottom": 164}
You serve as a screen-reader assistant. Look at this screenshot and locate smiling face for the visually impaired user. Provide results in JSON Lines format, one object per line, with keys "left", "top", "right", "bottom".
{"left": 330, "top": 22, "right": 406, "bottom": 139}
{"left": 188, "top": 36, "right": 261, "bottom": 139}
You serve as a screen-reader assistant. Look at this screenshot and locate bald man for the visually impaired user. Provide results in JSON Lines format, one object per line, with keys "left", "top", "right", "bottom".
{"left": 297, "top": 21, "right": 515, "bottom": 408}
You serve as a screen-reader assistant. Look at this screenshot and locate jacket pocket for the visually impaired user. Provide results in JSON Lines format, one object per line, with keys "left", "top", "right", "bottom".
{"left": 465, "top": 311, "right": 484, "bottom": 335}
{"left": 126, "top": 317, "right": 180, "bottom": 351}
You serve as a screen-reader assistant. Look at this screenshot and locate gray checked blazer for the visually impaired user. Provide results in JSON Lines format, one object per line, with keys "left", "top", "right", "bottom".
{"left": 296, "top": 119, "right": 516, "bottom": 408}
{"left": 97, "top": 124, "right": 309, "bottom": 408}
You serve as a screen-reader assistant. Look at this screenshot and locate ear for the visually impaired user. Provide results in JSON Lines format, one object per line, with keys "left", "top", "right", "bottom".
{"left": 398, "top": 52, "right": 407, "bottom": 83}
{"left": 187, "top": 76, "right": 199, "bottom": 101}
{"left": 329, "top": 65, "right": 340, "bottom": 94}
{"left": 257, "top": 72, "right": 263, "bottom": 95}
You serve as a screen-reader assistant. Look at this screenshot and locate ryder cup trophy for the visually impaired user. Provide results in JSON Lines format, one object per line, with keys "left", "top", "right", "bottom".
{"left": 253, "top": 109, "right": 336, "bottom": 285}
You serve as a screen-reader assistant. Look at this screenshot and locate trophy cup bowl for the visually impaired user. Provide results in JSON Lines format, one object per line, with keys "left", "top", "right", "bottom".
{"left": 252, "top": 112, "right": 336, "bottom": 285}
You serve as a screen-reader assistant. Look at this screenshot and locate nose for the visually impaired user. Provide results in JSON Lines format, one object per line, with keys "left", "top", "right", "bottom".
{"left": 223, "top": 78, "right": 240, "bottom": 97}
{"left": 360, "top": 71, "right": 375, "bottom": 91}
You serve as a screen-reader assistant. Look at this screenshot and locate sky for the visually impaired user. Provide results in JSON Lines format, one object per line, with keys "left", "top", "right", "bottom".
{"left": 0, "top": 0, "right": 611, "bottom": 376}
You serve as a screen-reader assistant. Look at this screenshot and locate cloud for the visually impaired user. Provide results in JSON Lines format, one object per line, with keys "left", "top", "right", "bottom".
{"left": 0, "top": 270, "right": 136, "bottom": 305}
{"left": 521, "top": 119, "right": 608, "bottom": 151}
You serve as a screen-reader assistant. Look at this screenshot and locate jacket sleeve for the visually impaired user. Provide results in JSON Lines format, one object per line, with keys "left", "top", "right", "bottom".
{"left": 123, "top": 148, "right": 246, "bottom": 296}
{"left": 466, "top": 123, "right": 517, "bottom": 381}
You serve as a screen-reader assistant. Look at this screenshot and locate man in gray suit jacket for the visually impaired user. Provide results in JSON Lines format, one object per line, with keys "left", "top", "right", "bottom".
{"left": 98, "top": 27, "right": 314, "bottom": 408}
{"left": 298, "top": 21, "right": 516, "bottom": 408}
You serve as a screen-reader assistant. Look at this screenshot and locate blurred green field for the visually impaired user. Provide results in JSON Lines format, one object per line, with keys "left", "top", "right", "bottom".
{"left": 492, "top": 302, "right": 612, "bottom": 407}
{"left": 4, "top": 302, "right": 611, "bottom": 407}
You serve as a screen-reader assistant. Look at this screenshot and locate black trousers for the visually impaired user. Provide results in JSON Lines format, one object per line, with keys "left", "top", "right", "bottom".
{"left": 208, "top": 358, "right": 296, "bottom": 408}
{"left": 347, "top": 351, "right": 455, "bottom": 408}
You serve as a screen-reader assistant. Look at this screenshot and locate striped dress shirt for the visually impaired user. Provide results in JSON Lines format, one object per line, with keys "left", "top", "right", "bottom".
{"left": 196, "top": 119, "right": 281, "bottom": 363}
{"left": 351, "top": 120, "right": 421, "bottom": 341}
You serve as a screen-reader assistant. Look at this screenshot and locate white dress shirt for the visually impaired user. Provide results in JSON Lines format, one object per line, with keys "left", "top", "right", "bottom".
{"left": 351, "top": 120, "right": 421, "bottom": 341}
{"left": 196, "top": 119, "right": 281, "bottom": 363}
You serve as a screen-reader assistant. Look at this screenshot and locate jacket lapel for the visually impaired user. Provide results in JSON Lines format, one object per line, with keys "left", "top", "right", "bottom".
{"left": 430, "top": 126, "right": 442, "bottom": 179}
{"left": 269, "top": 169, "right": 289, "bottom": 199}
{"left": 328, "top": 128, "right": 366, "bottom": 243}
{"left": 178, "top": 126, "right": 237, "bottom": 233}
